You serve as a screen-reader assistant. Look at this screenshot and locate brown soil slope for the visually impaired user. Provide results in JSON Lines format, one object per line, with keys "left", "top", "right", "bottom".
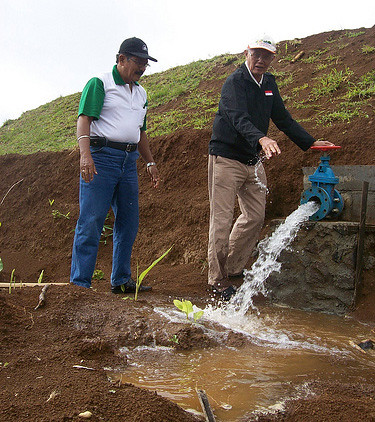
{"left": 0, "top": 27, "right": 375, "bottom": 421}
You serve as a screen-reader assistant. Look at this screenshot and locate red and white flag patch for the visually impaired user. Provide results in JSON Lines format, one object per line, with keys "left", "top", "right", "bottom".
{"left": 265, "top": 90, "right": 273, "bottom": 96}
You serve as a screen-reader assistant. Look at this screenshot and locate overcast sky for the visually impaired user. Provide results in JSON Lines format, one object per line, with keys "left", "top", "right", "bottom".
{"left": 1, "top": 0, "right": 374, "bottom": 125}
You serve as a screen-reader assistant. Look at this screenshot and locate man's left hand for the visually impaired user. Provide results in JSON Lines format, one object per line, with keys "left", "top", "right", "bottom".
{"left": 147, "top": 165, "right": 160, "bottom": 188}
{"left": 259, "top": 136, "right": 281, "bottom": 159}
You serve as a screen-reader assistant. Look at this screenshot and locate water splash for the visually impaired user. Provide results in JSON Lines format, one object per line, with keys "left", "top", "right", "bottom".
{"left": 254, "top": 157, "right": 269, "bottom": 194}
{"left": 206, "top": 201, "right": 319, "bottom": 321}
{"left": 231, "top": 201, "right": 319, "bottom": 315}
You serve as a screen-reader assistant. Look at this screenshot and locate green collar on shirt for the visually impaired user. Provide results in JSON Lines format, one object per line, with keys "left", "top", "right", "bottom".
{"left": 112, "top": 65, "right": 140, "bottom": 86}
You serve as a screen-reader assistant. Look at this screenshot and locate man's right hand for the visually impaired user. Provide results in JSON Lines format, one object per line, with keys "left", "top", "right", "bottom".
{"left": 259, "top": 136, "right": 281, "bottom": 159}
{"left": 311, "top": 140, "right": 335, "bottom": 147}
{"left": 77, "top": 115, "right": 96, "bottom": 182}
{"left": 80, "top": 152, "right": 97, "bottom": 183}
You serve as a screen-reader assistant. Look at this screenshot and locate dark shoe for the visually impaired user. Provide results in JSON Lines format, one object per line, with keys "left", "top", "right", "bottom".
{"left": 111, "top": 279, "right": 152, "bottom": 294}
{"left": 210, "top": 282, "right": 237, "bottom": 301}
{"left": 228, "top": 272, "right": 243, "bottom": 278}
{"left": 220, "top": 285, "right": 237, "bottom": 301}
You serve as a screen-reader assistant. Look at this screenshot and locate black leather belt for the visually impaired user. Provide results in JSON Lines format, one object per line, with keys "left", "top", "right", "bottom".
{"left": 90, "top": 136, "right": 137, "bottom": 152}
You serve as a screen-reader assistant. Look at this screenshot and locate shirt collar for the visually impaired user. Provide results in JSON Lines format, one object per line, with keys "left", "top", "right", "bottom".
{"left": 112, "top": 65, "right": 139, "bottom": 86}
{"left": 245, "top": 61, "right": 263, "bottom": 87}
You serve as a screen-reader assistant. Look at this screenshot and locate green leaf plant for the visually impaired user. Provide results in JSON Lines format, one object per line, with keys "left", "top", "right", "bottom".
{"left": 9, "top": 269, "right": 15, "bottom": 294}
{"left": 100, "top": 212, "right": 113, "bottom": 244}
{"left": 93, "top": 269, "right": 104, "bottom": 280}
{"left": 123, "top": 246, "right": 173, "bottom": 301}
{"left": 37, "top": 270, "right": 44, "bottom": 284}
{"left": 173, "top": 299, "right": 204, "bottom": 323}
{"left": 135, "top": 246, "right": 173, "bottom": 300}
{"left": 51, "top": 209, "right": 70, "bottom": 219}
{"left": 49, "top": 199, "right": 70, "bottom": 219}
{"left": 169, "top": 334, "right": 179, "bottom": 344}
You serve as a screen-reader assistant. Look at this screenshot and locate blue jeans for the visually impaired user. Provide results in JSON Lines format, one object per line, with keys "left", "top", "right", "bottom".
{"left": 70, "top": 146, "right": 139, "bottom": 288}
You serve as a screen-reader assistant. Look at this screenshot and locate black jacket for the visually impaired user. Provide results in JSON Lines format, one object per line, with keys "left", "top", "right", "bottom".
{"left": 209, "top": 63, "right": 315, "bottom": 164}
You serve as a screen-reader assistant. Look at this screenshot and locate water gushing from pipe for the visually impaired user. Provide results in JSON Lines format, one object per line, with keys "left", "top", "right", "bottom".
{"left": 206, "top": 201, "right": 319, "bottom": 323}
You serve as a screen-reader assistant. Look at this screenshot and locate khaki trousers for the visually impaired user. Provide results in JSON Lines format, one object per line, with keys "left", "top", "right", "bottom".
{"left": 208, "top": 155, "right": 267, "bottom": 285}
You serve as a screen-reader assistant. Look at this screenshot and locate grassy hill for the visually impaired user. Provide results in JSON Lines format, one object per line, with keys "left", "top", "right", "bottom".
{"left": 0, "top": 27, "right": 374, "bottom": 155}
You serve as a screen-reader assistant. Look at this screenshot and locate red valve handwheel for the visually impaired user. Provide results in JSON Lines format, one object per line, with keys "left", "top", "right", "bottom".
{"left": 310, "top": 146, "right": 341, "bottom": 151}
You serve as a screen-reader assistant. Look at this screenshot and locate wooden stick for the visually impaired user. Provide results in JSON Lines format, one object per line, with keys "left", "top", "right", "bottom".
{"left": 291, "top": 50, "right": 305, "bottom": 63}
{"left": 0, "top": 282, "right": 68, "bottom": 288}
{"left": 349, "top": 340, "right": 366, "bottom": 354}
{"left": 196, "top": 388, "right": 216, "bottom": 422}
{"left": 0, "top": 179, "right": 24, "bottom": 206}
{"left": 352, "top": 180, "right": 369, "bottom": 308}
{"left": 35, "top": 284, "right": 50, "bottom": 310}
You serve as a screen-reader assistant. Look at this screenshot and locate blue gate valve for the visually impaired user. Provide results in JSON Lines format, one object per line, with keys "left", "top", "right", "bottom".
{"left": 300, "top": 145, "right": 344, "bottom": 221}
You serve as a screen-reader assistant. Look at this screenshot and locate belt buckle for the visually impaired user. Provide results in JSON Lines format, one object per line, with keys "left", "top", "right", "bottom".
{"left": 125, "top": 144, "right": 133, "bottom": 152}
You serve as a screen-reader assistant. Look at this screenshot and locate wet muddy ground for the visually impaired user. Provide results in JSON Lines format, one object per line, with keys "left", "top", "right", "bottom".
{"left": 1, "top": 264, "right": 375, "bottom": 421}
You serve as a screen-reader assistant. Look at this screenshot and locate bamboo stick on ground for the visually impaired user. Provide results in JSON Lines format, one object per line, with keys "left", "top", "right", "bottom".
{"left": 196, "top": 388, "right": 216, "bottom": 422}
{"left": 0, "top": 283, "right": 68, "bottom": 288}
{"left": 291, "top": 50, "right": 305, "bottom": 62}
{"left": 35, "top": 284, "right": 50, "bottom": 310}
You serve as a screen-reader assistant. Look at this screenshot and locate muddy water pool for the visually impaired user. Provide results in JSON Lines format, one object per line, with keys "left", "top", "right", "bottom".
{"left": 110, "top": 304, "right": 375, "bottom": 421}
{"left": 109, "top": 202, "right": 374, "bottom": 420}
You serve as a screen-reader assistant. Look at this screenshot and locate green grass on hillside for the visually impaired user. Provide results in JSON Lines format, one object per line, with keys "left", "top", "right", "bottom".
{"left": 0, "top": 93, "right": 80, "bottom": 155}
{"left": 142, "top": 54, "right": 242, "bottom": 137}
{"left": 0, "top": 54, "right": 241, "bottom": 155}
{"left": 1, "top": 29, "right": 374, "bottom": 155}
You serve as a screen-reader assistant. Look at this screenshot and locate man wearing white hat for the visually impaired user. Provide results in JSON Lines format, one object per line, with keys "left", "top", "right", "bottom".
{"left": 208, "top": 35, "right": 333, "bottom": 300}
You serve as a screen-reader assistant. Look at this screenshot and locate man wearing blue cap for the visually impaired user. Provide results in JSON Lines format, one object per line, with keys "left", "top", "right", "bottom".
{"left": 71, "top": 37, "right": 159, "bottom": 294}
{"left": 208, "top": 35, "right": 334, "bottom": 300}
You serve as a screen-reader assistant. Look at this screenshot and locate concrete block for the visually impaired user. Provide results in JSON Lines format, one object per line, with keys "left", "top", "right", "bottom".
{"left": 264, "top": 221, "right": 375, "bottom": 315}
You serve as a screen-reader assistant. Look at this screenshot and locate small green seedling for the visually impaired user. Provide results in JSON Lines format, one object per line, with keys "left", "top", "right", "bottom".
{"left": 48, "top": 199, "right": 55, "bottom": 206}
{"left": 129, "top": 246, "right": 173, "bottom": 301}
{"left": 100, "top": 213, "right": 114, "bottom": 244}
{"left": 169, "top": 334, "right": 179, "bottom": 344}
{"left": 173, "top": 299, "right": 204, "bottom": 322}
{"left": 9, "top": 269, "right": 15, "bottom": 294}
{"left": 52, "top": 209, "right": 70, "bottom": 219}
{"left": 100, "top": 224, "right": 113, "bottom": 244}
{"left": 0, "top": 258, "right": 3, "bottom": 272}
{"left": 37, "top": 270, "right": 44, "bottom": 284}
{"left": 93, "top": 269, "right": 104, "bottom": 280}
{"left": 200, "top": 259, "right": 207, "bottom": 274}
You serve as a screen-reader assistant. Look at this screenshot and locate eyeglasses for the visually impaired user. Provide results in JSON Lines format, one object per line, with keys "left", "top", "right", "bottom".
{"left": 249, "top": 50, "right": 274, "bottom": 62}
{"left": 129, "top": 57, "right": 150, "bottom": 68}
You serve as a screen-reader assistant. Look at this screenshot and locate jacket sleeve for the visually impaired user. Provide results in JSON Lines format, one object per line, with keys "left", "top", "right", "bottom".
{"left": 270, "top": 81, "right": 315, "bottom": 151}
{"left": 219, "top": 74, "right": 266, "bottom": 149}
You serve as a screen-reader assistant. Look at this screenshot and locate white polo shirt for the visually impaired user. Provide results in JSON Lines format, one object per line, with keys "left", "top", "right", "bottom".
{"left": 78, "top": 66, "right": 148, "bottom": 144}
